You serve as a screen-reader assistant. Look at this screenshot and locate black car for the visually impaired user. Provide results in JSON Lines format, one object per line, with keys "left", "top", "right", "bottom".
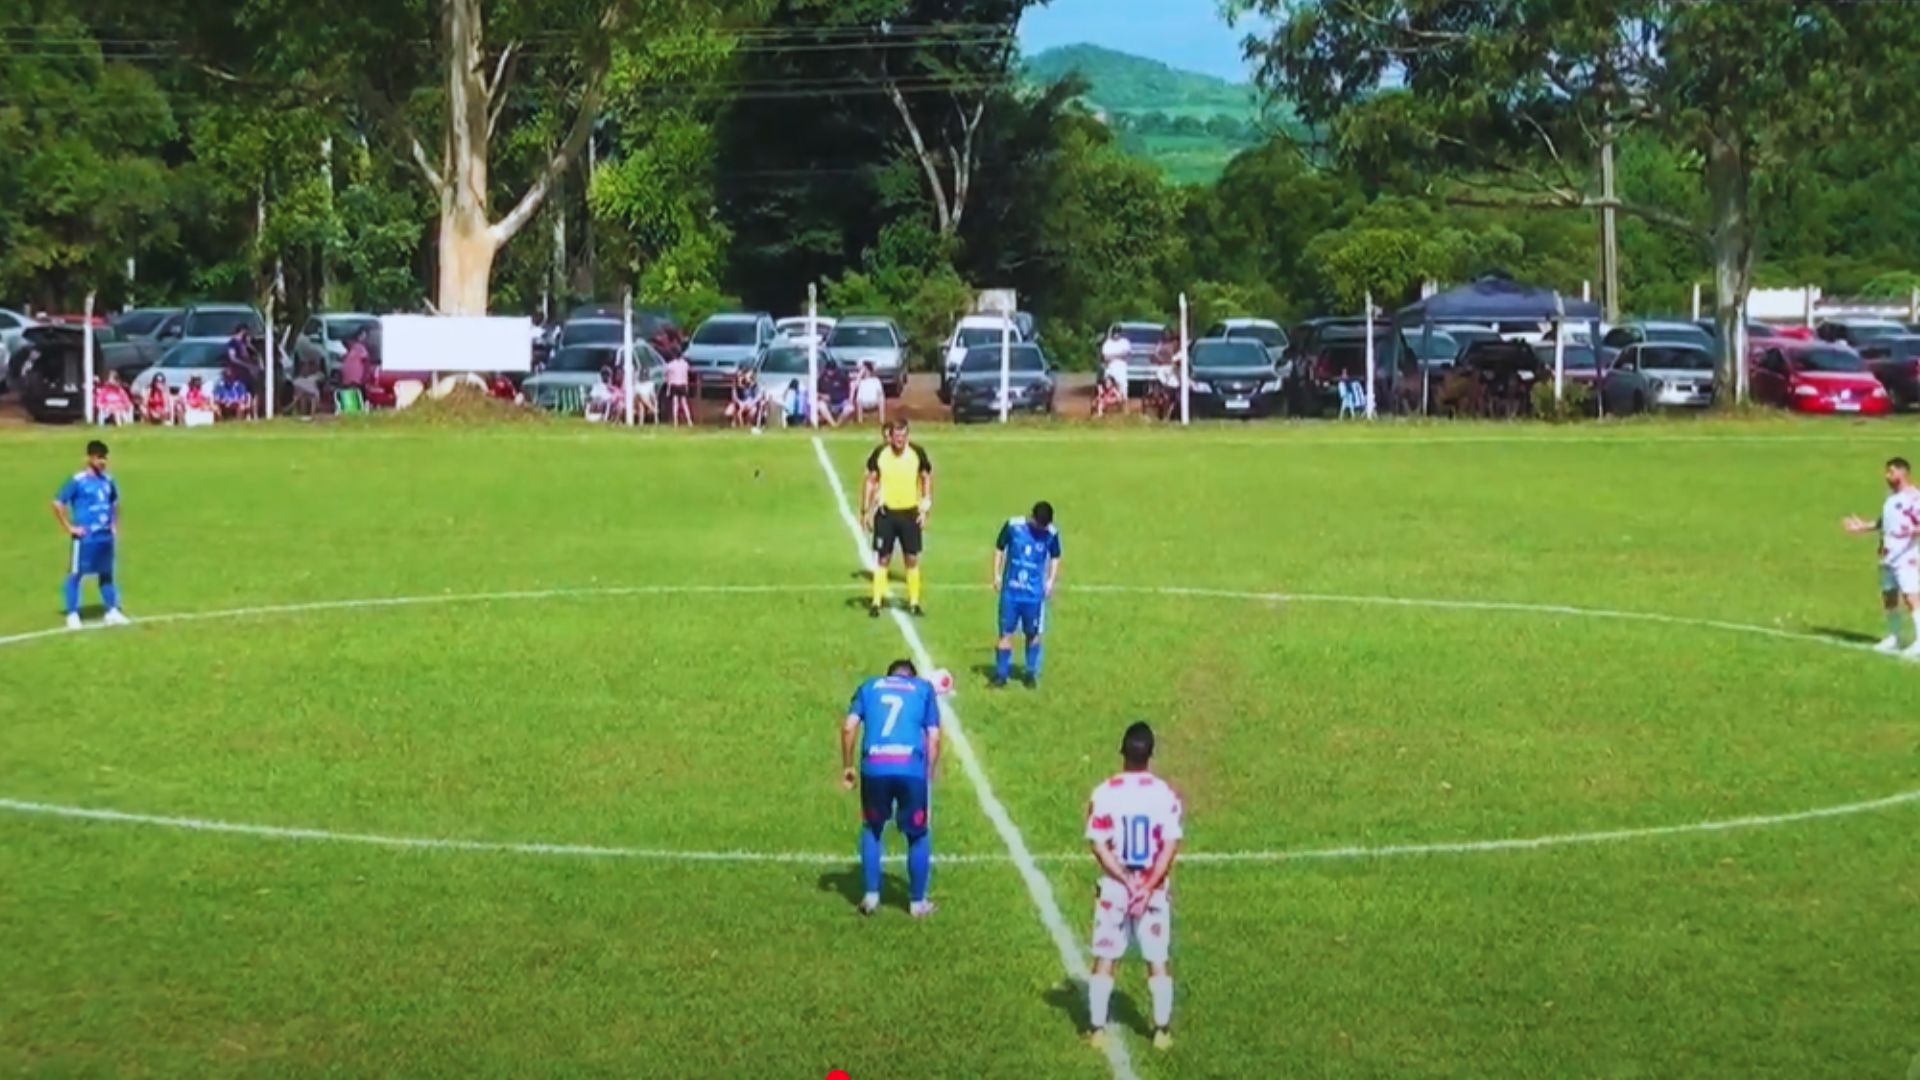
{"left": 1188, "top": 339, "right": 1283, "bottom": 419}
{"left": 1815, "top": 318, "right": 1908, "bottom": 348}
{"left": 1862, "top": 334, "right": 1920, "bottom": 409}
{"left": 949, "top": 343, "right": 1055, "bottom": 423}
{"left": 13, "top": 325, "right": 152, "bottom": 423}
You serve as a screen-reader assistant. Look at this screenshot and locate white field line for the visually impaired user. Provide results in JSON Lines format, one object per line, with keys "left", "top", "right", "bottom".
{"left": 807, "top": 436, "right": 1139, "bottom": 1080}
{"left": 0, "top": 581, "right": 1882, "bottom": 657}
{"left": 4, "top": 788, "right": 1914, "bottom": 868}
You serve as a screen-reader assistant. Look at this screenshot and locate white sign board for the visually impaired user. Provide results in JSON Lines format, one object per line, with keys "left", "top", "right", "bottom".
{"left": 379, "top": 315, "right": 533, "bottom": 373}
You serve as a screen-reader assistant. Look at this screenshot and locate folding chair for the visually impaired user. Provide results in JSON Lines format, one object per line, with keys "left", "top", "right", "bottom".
{"left": 335, "top": 389, "right": 368, "bottom": 416}
{"left": 1337, "top": 379, "right": 1363, "bottom": 419}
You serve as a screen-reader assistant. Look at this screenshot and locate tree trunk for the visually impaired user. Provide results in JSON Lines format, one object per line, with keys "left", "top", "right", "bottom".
{"left": 1705, "top": 132, "right": 1754, "bottom": 406}
{"left": 438, "top": 200, "right": 497, "bottom": 316}
{"left": 435, "top": 0, "right": 495, "bottom": 315}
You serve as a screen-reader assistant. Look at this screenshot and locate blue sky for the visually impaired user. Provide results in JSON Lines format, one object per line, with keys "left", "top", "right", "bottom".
{"left": 1018, "top": 0, "right": 1266, "bottom": 83}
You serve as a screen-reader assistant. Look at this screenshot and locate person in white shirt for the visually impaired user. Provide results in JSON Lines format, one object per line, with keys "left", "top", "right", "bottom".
{"left": 1844, "top": 456, "right": 1920, "bottom": 655}
{"left": 586, "top": 367, "right": 617, "bottom": 423}
{"left": 1098, "top": 330, "right": 1133, "bottom": 414}
{"left": 852, "top": 362, "right": 886, "bottom": 424}
{"left": 1084, "top": 721, "right": 1184, "bottom": 1052}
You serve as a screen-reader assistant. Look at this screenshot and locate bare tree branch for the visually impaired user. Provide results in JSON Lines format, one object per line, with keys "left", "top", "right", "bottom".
{"left": 486, "top": 40, "right": 519, "bottom": 140}
{"left": 886, "top": 75, "right": 954, "bottom": 234}
{"left": 355, "top": 78, "right": 446, "bottom": 192}
{"left": 489, "top": 13, "right": 618, "bottom": 247}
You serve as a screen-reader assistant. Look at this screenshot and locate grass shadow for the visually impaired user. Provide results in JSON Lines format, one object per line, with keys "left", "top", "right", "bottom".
{"left": 816, "top": 867, "right": 912, "bottom": 913}
{"left": 1806, "top": 626, "right": 1883, "bottom": 645}
{"left": 1042, "top": 979, "right": 1152, "bottom": 1039}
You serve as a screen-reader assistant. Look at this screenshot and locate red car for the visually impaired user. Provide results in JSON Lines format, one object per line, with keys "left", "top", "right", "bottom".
{"left": 1749, "top": 340, "right": 1891, "bottom": 415}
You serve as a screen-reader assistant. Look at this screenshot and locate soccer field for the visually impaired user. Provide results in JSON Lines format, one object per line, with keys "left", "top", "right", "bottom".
{"left": 2, "top": 421, "right": 1915, "bottom": 1079}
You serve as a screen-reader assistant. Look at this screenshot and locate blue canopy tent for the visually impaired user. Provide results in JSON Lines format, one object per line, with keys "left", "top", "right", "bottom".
{"left": 1394, "top": 275, "right": 1604, "bottom": 415}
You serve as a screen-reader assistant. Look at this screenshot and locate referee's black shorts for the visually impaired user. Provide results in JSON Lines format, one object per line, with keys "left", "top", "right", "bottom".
{"left": 872, "top": 507, "right": 924, "bottom": 559}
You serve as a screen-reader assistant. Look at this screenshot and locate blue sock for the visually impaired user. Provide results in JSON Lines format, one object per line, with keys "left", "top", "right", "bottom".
{"left": 859, "top": 826, "right": 884, "bottom": 896}
{"left": 101, "top": 580, "right": 120, "bottom": 612}
{"left": 63, "top": 575, "right": 82, "bottom": 616}
{"left": 907, "top": 830, "right": 932, "bottom": 903}
{"left": 995, "top": 648, "right": 1013, "bottom": 681}
{"left": 1026, "top": 640, "right": 1044, "bottom": 681}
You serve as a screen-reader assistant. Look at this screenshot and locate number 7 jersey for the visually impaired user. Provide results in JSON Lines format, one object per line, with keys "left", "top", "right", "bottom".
{"left": 847, "top": 675, "right": 941, "bottom": 779}
{"left": 1086, "top": 772, "right": 1185, "bottom": 881}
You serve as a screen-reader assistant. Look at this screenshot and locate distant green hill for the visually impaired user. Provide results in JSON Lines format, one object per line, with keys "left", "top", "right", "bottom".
{"left": 1024, "top": 43, "right": 1259, "bottom": 120}
{"left": 1022, "top": 44, "right": 1293, "bottom": 184}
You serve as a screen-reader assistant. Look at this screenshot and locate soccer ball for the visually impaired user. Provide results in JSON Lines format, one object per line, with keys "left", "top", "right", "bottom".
{"left": 929, "top": 668, "right": 956, "bottom": 696}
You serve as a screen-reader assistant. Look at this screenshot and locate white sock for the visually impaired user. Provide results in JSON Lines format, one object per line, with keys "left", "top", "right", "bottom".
{"left": 1149, "top": 975, "right": 1174, "bottom": 1029}
{"left": 1087, "top": 974, "right": 1114, "bottom": 1029}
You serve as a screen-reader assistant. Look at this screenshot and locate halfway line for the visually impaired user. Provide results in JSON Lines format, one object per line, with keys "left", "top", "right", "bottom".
{"left": 807, "top": 436, "right": 1140, "bottom": 1080}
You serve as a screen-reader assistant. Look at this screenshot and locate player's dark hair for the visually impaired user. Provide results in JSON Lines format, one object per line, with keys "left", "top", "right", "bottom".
{"left": 888, "top": 658, "right": 918, "bottom": 678}
{"left": 86, "top": 440, "right": 108, "bottom": 458}
{"left": 1121, "top": 722, "right": 1155, "bottom": 769}
{"left": 1889, "top": 457, "right": 1910, "bottom": 472}
{"left": 1030, "top": 501, "right": 1054, "bottom": 528}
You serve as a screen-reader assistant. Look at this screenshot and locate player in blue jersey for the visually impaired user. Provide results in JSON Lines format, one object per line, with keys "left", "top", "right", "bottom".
{"left": 51, "top": 440, "right": 128, "bottom": 631}
{"left": 840, "top": 659, "right": 942, "bottom": 917}
{"left": 991, "top": 501, "right": 1062, "bottom": 688}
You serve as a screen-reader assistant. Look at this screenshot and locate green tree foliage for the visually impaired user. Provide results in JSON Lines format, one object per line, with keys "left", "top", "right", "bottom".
{"left": 0, "top": 11, "right": 175, "bottom": 308}
{"left": 1236, "top": 0, "right": 1920, "bottom": 392}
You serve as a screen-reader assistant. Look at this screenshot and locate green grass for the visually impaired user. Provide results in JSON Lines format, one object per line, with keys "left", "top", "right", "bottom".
{"left": 2, "top": 419, "right": 1917, "bottom": 1078}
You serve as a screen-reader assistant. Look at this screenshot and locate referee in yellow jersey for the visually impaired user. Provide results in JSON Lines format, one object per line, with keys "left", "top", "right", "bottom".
{"left": 862, "top": 420, "right": 934, "bottom": 617}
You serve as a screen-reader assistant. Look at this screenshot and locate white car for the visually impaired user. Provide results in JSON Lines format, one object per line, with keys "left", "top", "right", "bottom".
{"left": 776, "top": 316, "right": 836, "bottom": 349}
{"left": 1204, "top": 317, "right": 1291, "bottom": 372}
{"left": 130, "top": 341, "right": 234, "bottom": 401}
{"left": 942, "top": 315, "right": 1020, "bottom": 397}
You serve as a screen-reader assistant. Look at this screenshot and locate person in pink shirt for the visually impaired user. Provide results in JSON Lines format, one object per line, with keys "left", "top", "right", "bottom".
{"left": 663, "top": 353, "right": 694, "bottom": 426}
{"left": 94, "top": 371, "right": 135, "bottom": 425}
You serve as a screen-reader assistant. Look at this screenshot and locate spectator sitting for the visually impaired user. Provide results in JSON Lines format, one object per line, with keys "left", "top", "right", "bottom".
{"left": 181, "top": 375, "right": 218, "bottom": 427}
{"left": 94, "top": 371, "right": 135, "bottom": 426}
{"left": 143, "top": 374, "right": 174, "bottom": 425}
{"left": 213, "top": 367, "right": 253, "bottom": 420}
{"left": 739, "top": 371, "right": 768, "bottom": 430}
{"left": 224, "top": 324, "right": 261, "bottom": 400}
{"left": 853, "top": 362, "right": 885, "bottom": 425}
{"left": 290, "top": 359, "right": 324, "bottom": 417}
{"left": 782, "top": 378, "right": 809, "bottom": 428}
{"left": 586, "top": 366, "right": 618, "bottom": 423}
{"left": 817, "top": 359, "right": 850, "bottom": 428}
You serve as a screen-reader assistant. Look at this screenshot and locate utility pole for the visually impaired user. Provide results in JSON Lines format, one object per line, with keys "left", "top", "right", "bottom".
{"left": 1600, "top": 130, "right": 1621, "bottom": 325}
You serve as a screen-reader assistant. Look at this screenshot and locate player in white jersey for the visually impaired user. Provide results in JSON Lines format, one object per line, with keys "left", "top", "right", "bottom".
{"left": 1843, "top": 456, "right": 1920, "bottom": 656}
{"left": 1083, "top": 721, "right": 1183, "bottom": 1052}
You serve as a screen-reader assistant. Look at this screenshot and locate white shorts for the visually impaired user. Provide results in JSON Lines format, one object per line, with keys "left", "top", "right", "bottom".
{"left": 1089, "top": 881, "right": 1171, "bottom": 964}
{"left": 1880, "top": 560, "right": 1920, "bottom": 596}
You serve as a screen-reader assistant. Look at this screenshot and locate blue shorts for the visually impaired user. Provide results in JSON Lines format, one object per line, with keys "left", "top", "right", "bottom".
{"left": 71, "top": 537, "right": 115, "bottom": 578}
{"left": 860, "top": 773, "right": 930, "bottom": 837}
{"left": 998, "top": 593, "right": 1047, "bottom": 637}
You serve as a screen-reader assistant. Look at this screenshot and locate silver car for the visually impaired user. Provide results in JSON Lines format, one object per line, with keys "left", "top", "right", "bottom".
{"left": 1625, "top": 342, "right": 1716, "bottom": 408}
{"left": 827, "top": 317, "right": 908, "bottom": 397}
{"left": 1107, "top": 321, "right": 1170, "bottom": 386}
{"left": 685, "top": 313, "right": 776, "bottom": 394}
{"left": 524, "top": 343, "right": 662, "bottom": 410}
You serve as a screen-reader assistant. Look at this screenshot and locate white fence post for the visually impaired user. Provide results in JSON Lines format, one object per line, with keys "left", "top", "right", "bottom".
{"left": 1178, "top": 292, "right": 1191, "bottom": 426}
{"left": 623, "top": 289, "right": 635, "bottom": 427}
{"left": 807, "top": 284, "right": 820, "bottom": 429}
{"left": 1553, "top": 291, "right": 1566, "bottom": 407}
{"left": 83, "top": 291, "right": 97, "bottom": 425}
{"left": 1363, "top": 291, "right": 1377, "bottom": 420}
